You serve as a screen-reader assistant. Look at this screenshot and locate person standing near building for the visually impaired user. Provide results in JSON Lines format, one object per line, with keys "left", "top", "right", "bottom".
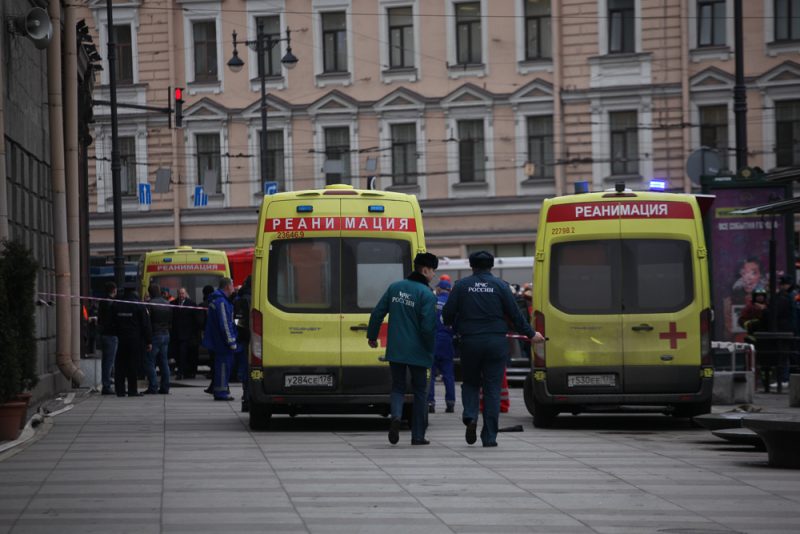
{"left": 145, "top": 284, "right": 173, "bottom": 394}
{"left": 442, "top": 251, "right": 544, "bottom": 447}
{"left": 171, "top": 287, "right": 198, "bottom": 380}
{"left": 234, "top": 276, "right": 253, "bottom": 412}
{"left": 428, "top": 279, "right": 456, "bottom": 413}
{"left": 111, "top": 283, "right": 152, "bottom": 397}
{"left": 97, "top": 281, "right": 118, "bottom": 395}
{"left": 367, "top": 253, "right": 438, "bottom": 446}
{"left": 203, "top": 278, "right": 238, "bottom": 401}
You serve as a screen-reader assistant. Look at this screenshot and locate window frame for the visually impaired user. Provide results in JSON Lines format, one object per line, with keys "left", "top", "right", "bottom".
{"left": 775, "top": 0, "right": 800, "bottom": 42}
{"left": 390, "top": 123, "right": 418, "bottom": 186}
{"left": 775, "top": 99, "right": 800, "bottom": 167}
{"left": 268, "top": 238, "right": 341, "bottom": 314}
{"left": 526, "top": 115, "right": 554, "bottom": 180}
{"left": 260, "top": 129, "right": 286, "bottom": 191}
{"left": 341, "top": 238, "right": 412, "bottom": 313}
{"left": 112, "top": 24, "right": 134, "bottom": 85}
{"left": 697, "top": 0, "right": 727, "bottom": 47}
{"left": 609, "top": 110, "right": 640, "bottom": 177}
{"left": 118, "top": 136, "right": 138, "bottom": 196}
{"left": 387, "top": 6, "right": 415, "bottom": 69}
{"left": 322, "top": 11, "right": 348, "bottom": 73}
{"left": 324, "top": 126, "right": 352, "bottom": 185}
{"left": 195, "top": 132, "right": 222, "bottom": 194}
{"left": 192, "top": 19, "right": 219, "bottom": 82}
{"left": 698, "top": 104, "right": 729, "bottom": 154}
{"left": 524, "top": 0, "right": 552, "bottom": 60}
{"left": 608, "top": 0, "right": 635, "bottom": 54}
{"left": 455, "top": 2, "right": 482, "bottom": 65}
{"left": 457, "top": 118, "right": 486, "bottom": 183}
{"left": 254, "top": 15, "right": 282, "bottom": 78}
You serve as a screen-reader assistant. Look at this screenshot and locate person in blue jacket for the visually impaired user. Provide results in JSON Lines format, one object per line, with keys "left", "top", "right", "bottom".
{"left": 443, "top": 251, "right": 544, "bottom": 447}
{"left": 367, "top": 252, "right": 438, "bottom": 446}
{"left": 203, "top": 277, "right": 238, "bottom": 401}
{"left": 428, "top": 279, "right": 456, "bottom": 413}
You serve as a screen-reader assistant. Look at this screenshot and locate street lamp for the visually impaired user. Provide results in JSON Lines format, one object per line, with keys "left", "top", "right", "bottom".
{"left": 228, "top": 26, "right": 297, "bottom": 193}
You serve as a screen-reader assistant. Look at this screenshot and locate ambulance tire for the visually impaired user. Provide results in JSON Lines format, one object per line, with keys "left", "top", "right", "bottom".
{"left": 672, "top": 399, "right": 712, "bottom": 419}
{"left": 532, "top": 399, "right": 558, "bottom": 428}
{"left": 523, "top": 375, "right": 536, "bottom": 416}
{"left": 248, "top": 403, "right": 272, "bottom": 431}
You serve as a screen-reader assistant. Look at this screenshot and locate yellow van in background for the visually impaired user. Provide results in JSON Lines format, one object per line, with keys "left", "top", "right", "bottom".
{"left": 139, "top": 246, "right": 230, "bottom": 303}
{"left": 248, "top": 184, "right": 427, "bottom": 430}
{"left": 525, "top": 187, "right": 713, "bottom": 427}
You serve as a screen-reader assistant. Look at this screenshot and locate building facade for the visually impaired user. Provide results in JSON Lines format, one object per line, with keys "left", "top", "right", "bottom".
{"left": 82, "top": 0, "right": 800, "bottom": 259}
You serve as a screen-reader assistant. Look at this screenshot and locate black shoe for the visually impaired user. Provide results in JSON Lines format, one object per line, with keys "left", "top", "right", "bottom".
{"left": 214, "top": 396, "right": 234, "bottom": 401}
{"left": 158, "top": 390, "right": 169, "bottom": 394}
{"left": 428, "top": 404, "right": 435, "bottom": 414}
{"left": 128, "top": 392, "right": 144, "bottom": 397}
{"left": 388, "top": 418, "right": 401, "bottom": 445}
{"left": 411, "top": 438, "right": 430, "bottom": 445}
{"left": 101, "top": 388, "right": 114, "bottom": 395}
{"left": 465, "top": 420, "right": 477, "bottom": 445}
{"left": 143, "top": 389, "right": 157, "bottom": 395}
{"left": 203, "top": 387, "right": 213, "bottom": 394}
{"left": 445, "top": 404, "right": 455, "bottom": 413}
{"left": 482, "top": 442, "right": 498, "bottom": 448}
{"left": 116, "top": 393, "right": 126, "bottom": 398}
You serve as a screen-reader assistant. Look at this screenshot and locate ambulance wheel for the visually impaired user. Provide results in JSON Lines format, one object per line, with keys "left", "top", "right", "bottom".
{"left": 523, "top": 375, "right": 536, "bottom": 416}
{"left": 248, "top": 403, "right": 272, "bottom": 431}
{"left": 532, "top": 399, "right": 557, "bottom": 428}
{"left": 673, "top": 399, "right": 712, "bottom": 419}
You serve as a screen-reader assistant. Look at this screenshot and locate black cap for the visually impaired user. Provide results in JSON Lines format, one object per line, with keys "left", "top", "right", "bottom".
{"left": 414, "top": 252, "right": 439, "bottom": 270}
{"left": 469, "top": 250, "right": 494, "bottom": 270}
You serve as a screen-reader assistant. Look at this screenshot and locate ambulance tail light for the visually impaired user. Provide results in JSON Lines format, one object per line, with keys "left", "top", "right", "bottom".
{"left": 700, "top": 308, "right": 711, "bottom": 366}
{"left": 533, "top": 310, "right": 546, "bottom": 368}
{"left": 250, "top": 309, "right": 263, "bottom": 366}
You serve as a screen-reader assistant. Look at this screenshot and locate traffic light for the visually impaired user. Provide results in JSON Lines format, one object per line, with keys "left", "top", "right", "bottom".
{"left": 174, "top": 87, "right": 184, "bottom": 128}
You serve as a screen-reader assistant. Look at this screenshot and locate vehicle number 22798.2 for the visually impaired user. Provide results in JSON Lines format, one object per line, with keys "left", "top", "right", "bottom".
{"left": 276, "top": 231, "right": 305, "bottom": 239}
{"left": 551, "top": 226, "right": 575, "bottom": 235}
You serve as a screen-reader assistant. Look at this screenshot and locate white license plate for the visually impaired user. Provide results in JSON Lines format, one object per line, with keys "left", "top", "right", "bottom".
{"left": 568, "top": 374, "right": 616, "bottom": 387}
{"left": 284, "top": 374, "right": 334, "bottom": 388}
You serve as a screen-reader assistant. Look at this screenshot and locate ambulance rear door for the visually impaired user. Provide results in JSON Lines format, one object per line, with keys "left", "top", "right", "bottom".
{"left": 264, "top": 198, "right": 342, "bottom": 391}
{"left": 619, "top": 200, "right": 702, "bottom": 394}
{"left": 339, "top": 198, "right": 417, "bottom": 394}
{"left": 543, "top": 200, "right": 625, "bottom": 396}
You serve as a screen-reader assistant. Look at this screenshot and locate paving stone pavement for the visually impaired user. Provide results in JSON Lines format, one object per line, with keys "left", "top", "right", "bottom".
{"left": 1, "top": 382, "right": 799, "bottom": 534}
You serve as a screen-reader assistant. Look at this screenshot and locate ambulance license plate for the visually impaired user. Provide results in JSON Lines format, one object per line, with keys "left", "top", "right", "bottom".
{"left": 568, "top": 374, "right": 616, "bottom": 387}
{"left": 284, "top": 374, "right": 334, "bottom": 388}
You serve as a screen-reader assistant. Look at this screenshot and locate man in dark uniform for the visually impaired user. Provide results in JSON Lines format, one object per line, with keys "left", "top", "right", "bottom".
{"left": 443, "top": 251, "right": 544, "bottom": 447}
{"left": 171, "top": 287, "right": 198, "bottom": 380}
{"left": 111, "top": 283, "right": 152, "bottom": 397}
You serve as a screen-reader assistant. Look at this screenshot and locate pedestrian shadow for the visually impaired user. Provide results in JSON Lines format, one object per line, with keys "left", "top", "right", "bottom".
{"left": 246, "top": 414, "right": 392, "bottom": 433}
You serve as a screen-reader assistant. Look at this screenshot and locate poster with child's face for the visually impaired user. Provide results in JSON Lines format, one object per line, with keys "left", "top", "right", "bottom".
{"left": 710, "top": 187, "right": 788, "bottom": 341}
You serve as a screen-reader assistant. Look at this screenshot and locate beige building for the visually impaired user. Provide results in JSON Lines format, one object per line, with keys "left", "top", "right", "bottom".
{"left": 82, "top": 0, "right": 800, "bottom": 259}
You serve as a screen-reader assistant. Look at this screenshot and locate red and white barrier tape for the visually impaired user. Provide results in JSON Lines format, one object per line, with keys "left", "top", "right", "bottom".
{"left": 37, "top": 292, "right": 208, "bottom": 311}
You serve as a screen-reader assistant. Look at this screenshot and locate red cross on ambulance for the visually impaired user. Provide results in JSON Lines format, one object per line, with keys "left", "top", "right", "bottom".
{"left": 659, "top": 322, "right": 687, "bottom": 350}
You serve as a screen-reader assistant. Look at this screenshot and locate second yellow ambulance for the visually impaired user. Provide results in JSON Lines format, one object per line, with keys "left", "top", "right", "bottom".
{"left": 525, "top": 187, "right": 714, "bottom": 427}
{"left": 248, "top": 184, "right": 427, "bottom": 429}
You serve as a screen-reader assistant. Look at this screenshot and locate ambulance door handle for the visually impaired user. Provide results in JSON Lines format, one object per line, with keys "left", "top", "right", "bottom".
{"left": 350, "top": 324, "right": 369, "bottom": 331}
{"left": 631, "top": 324, "right": 654, "bottom": 332}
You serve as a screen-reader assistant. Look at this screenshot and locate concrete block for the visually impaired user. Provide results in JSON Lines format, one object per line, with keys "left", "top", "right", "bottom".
{"left": 790, "top": 374, "right": 800, "bottom": 408}
{"left": 79, "top": 357, "right": 102, "bottom": 389}
{"left": 712, "top": 372, "right": 734, "bottom": 404}
{"left": 733, "top": 371, "right": 755, "bottom": 404}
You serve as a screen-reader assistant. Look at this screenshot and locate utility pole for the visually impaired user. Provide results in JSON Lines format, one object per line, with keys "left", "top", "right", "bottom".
{"left": 733, "top": 0, "right": 747, "bottom": 171}
{"left": 105, "top": 0, "right": 124, "bottom": 288}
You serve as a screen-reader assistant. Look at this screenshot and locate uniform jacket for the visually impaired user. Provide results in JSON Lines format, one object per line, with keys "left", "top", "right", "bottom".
{"left": 148, "top": 296, "right": 173, "bottom": 336}
{"left": 442, "top": 270, "right": 535, "bottom": 338}
{"left": 434, "top": 292, "right": 455, "bottom": 358}
{"left": 203, "top": 289, "right": 238, "bottom": 354}
{"left": 367, "top": 272, "right": 437, "bottom": 368}
{"left": 97, "top": 295, "right": 116, "bottom": 337}
{"left": 171, "top": 297, "right": 199, "bottom": 341}
{"left": 111, "top": 292, "right": 153, "bottom": 344}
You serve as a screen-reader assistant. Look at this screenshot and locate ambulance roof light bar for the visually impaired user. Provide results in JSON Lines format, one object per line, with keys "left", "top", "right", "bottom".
{"left": 649, "top": 179, "right": 668, "bottom": 191}
{"left": 296, "top": 205, "right": 314, "bottom": 213}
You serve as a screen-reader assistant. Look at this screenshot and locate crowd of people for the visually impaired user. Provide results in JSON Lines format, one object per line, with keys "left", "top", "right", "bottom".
{"left": 91, "top": 276, "right": 252, "bottom": 410}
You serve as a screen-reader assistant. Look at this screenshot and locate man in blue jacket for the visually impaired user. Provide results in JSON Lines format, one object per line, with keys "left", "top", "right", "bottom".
{"left": 203, "top": 278, "right": 238, "bottom": 401}
{"left": 428, "top": 279, "right": 456, "bottom": 413}
{"left": 443, "top": 251, "right": 544, "bottom": 447}
{"left": 367, "top": 252, "right": 438, "bottom": 446}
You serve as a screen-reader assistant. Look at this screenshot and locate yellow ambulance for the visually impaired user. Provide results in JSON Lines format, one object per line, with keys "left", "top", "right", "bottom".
{"left": 525, "top": 186, "right": 713, "bottom": 427}
{"left": 139, "top": 246, "right": 230, "bottom": 303}
{"left": 248, "top": 184, "right": 427, "bottom": 429}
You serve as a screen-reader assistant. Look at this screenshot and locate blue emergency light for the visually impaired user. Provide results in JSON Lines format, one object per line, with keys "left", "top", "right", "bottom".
{"left": 162, "top": 258, "right": 173, "bottom": 263}
{"left": 368, "top": 205, "right": 385, "bottom": 213}
{"left": 574, "top": 181, "right": 589, "bottom": 194}
{"left": 649, "top": 179, "right": 667, "bottom": 191}
{"left": 296, "top": 205, "right": 314, "bottom": 213}
{"left": 200, "top": 257, "right": 209, "bottom": 262}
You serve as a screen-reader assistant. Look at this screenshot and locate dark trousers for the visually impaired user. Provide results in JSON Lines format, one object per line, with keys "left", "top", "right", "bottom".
{"left": 213, "top": 349, "right": 234, "bottom": 399}
{"left": 115, "top": 338, "right": 142, "bottom": 396}
{"left": 460, "top": 335, "right": 508, "bottom": 446}
{"left": 427, "top": 354, "right": 456, "bottom": 406}
{"left": 389, "top": 362, "right": 428, "bottom": 441}
{"left": 172, "top": 338, "right": 196, "bottom": 378}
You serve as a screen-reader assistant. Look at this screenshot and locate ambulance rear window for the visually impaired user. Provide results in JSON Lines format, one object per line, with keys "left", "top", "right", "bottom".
{"left": 550, "top": 239, "right": 694, "bottom": 315}
{"left": 268, "top": 239, "right": 339, "bottom": 313}
{"left": 342, "top": 238, "right": 411, "bottom": 312}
